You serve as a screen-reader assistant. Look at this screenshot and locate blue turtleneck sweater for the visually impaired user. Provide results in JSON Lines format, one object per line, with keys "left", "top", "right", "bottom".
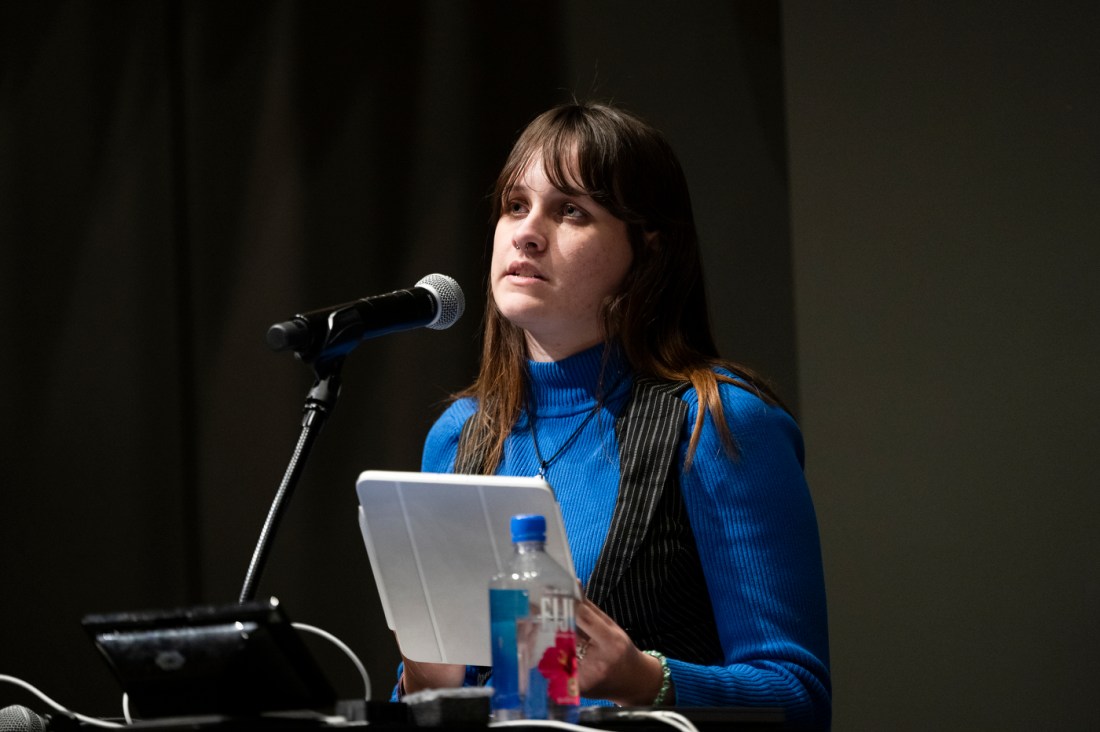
{"left": 421, "top": 344, "right": 831, "bottom": 728}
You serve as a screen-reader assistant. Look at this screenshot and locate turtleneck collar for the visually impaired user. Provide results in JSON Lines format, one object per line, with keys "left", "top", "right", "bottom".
{"left": 525, "top": 342, "right": 632, "bottom": 415}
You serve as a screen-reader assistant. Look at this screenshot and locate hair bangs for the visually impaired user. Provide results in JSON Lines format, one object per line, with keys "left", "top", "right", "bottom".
{"left": 493, "top": 106, "right": 625, "bottom": 218}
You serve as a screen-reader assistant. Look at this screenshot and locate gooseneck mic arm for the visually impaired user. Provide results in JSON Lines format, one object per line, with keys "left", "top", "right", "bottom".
{"left": 239, "top": 357, "right": 343, "bottom": 604}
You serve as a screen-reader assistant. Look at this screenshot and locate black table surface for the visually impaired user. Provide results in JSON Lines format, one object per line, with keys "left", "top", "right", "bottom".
{"left": 65, "top": 704, "right": 785, "bottom": 731}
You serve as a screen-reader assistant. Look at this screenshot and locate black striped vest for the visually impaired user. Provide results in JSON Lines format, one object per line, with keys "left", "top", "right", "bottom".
{"left": 457, "top": 377, "right": 723, "bottom": 665}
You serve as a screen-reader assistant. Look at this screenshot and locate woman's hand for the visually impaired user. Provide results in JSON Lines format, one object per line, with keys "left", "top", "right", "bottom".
{"left": 399, "top": 654, "right": 466, "bottom": 695}
{"left": 575, "top": 596, "right": 664, "bottom": 706}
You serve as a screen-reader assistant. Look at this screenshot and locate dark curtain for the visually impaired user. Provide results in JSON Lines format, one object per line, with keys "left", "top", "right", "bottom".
{"left": 0, "top": 1, "right": 791, "bottom": 716}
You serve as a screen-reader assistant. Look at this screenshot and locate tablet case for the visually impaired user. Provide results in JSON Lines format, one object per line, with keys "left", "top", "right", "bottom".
{"left": 355, "top": 470, "right": 575, "bottom": 666}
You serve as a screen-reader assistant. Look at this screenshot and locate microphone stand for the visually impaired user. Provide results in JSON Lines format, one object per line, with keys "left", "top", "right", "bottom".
{"left": 239, "top": 356, "right": 344, "bottom": 604}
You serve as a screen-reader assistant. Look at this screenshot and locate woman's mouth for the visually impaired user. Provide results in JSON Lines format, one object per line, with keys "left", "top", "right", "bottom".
{"left": 506, "top": 263, "right": 546, "bottom": 281}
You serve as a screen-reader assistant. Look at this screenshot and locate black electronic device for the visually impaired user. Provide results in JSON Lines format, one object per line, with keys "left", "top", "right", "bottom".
{"left": 82, "top": 597, "right": 336, "bottom": 720}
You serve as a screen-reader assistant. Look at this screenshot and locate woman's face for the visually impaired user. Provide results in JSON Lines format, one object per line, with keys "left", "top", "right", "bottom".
{"left": 491, "top": 155, "right": 634, "bottom": 362}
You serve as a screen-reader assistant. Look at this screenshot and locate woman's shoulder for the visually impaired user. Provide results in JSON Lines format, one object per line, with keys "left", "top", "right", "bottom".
{"left": 676, "top": 368, "right": 804, "bottom": 459}
{"left": 674, "top": 366, "right": 778, "bottom": 412}
{"left": 427, "top": 396, "right": 478, "bottom": 437}
{"left": 421, "top": 397, "right": 477, "bottom": 472}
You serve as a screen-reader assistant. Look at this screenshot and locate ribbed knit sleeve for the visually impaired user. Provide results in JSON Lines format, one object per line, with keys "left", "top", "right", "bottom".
{"left": 673, "top": 381, "right": 831, "bottom": 729}
{"left": 420, "top": 398, "right": 476, "bottom": 473}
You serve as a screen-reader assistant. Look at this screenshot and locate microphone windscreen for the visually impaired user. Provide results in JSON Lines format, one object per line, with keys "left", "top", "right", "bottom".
{"left": 416, "top": 273, "right": 465, "bottom": 330}
{"left": 0, "top": 705, "right": 47, "bottom": 732}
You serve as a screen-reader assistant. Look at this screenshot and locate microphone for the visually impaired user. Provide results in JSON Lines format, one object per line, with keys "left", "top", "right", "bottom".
{"left": 266, "top": 273, "right": 465, "bottom": 363}
{"left": 0, "top": 705, "right": 47, "bottom": 731}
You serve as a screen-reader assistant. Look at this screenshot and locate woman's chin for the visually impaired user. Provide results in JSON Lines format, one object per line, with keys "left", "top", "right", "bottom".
{"left": 494, "top": 295, "right": 548, "bottom": 328}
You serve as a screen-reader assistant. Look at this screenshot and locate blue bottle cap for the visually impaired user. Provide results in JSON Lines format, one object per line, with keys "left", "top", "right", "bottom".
{"left": 510, "top": 514, "right": 547, "bottom": 543}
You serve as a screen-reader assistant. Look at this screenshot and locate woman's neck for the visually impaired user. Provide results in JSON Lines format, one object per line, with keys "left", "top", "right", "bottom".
{"left": 523, "top": 330, "right": 604, "bottom": 363}
{"left": 524, "top": 342, "right": 630, "bottom": 413}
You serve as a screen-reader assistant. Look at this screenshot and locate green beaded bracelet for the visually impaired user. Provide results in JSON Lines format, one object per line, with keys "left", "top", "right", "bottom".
{"left": 642, "top": 650, "right": 672, "bottom": 706}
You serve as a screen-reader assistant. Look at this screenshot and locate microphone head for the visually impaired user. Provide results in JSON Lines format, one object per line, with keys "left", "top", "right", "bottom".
{"left": 0, "top": 705, "right": 47, "bottom": 732}
{"left": 416, "top": 273, "right": 465, "bottom": 330}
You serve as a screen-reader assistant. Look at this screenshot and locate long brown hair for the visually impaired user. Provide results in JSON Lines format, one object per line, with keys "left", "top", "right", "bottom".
{"left": 457, "top": 102, "right": 782, "bottom": 473}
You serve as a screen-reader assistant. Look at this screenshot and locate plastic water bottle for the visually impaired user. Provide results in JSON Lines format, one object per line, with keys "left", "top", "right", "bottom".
{"left": 489, "top": 514, "right": 580, "bottom": 722}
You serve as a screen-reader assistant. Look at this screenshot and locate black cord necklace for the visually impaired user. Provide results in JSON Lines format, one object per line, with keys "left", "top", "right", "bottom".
{"left": 526, "top": 373, "right": 627, "bottom": 480}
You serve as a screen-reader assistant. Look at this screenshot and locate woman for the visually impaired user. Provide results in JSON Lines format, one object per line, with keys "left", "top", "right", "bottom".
{"left": 400, "top": 102, "right": 831, "bottom": 729}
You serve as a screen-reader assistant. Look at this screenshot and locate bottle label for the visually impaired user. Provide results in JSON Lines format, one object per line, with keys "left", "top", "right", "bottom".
{"left": 534, "top": 629, "right": 579, "bottom": 705}
{"left": 489, "top": 588, "right": 529, "bottom": 712}
{"left": 540, "top": 595, "right": 575, "bottom": 632}
{"left": 525, "top": 593, "right": 579, "bottom": 715}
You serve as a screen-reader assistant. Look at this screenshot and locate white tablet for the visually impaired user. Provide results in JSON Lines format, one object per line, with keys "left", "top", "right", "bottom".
{"left": 355, "top": 470, "right": 575, "bottom": 666}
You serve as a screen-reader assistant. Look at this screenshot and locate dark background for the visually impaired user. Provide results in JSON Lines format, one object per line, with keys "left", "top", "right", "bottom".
{"left": 1, "top": 2, "right": 1096, "bottom": 730}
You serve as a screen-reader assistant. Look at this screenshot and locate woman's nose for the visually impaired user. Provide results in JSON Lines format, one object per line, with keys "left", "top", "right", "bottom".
{"left": 511, "top": 211, "right": 548, "bottom": 253}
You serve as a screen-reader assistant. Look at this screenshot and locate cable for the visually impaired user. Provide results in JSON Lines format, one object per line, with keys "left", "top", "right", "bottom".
{"left": 291, "top": 622, "right": 372, "bottom": 702}
{"left": 491, "top": 721, "right": 591, "bottom": 731}
{"left": 0, "top": 674, "right": 123, "bottom": 729}
{"left": 490, "top": 710, "right": 700, "bottom": 732}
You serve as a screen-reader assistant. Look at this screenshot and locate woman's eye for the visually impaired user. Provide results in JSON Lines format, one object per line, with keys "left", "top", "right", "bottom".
{"left": 508, "top": 200, "right": 528, "bottom": 214}
{"left": 563, "top": 203, "right": 584, "bottom": 218}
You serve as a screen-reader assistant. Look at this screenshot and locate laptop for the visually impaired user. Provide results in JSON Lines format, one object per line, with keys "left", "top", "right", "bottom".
{"left": 82, "top": 597, "right": 336, "bottom": 719}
